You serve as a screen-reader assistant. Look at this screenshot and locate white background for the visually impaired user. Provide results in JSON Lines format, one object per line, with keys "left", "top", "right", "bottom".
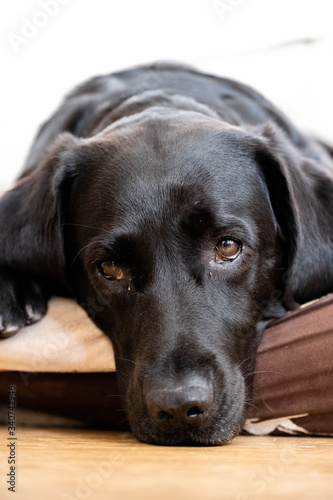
{"left": 1, "top": 0, "right": 332, "bottom": 190}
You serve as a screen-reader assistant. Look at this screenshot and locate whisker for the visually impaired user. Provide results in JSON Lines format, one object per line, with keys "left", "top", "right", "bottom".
{"left": 236, "top": 356, "right": 253, "bottom": 371}
{"left": 244, "top": 370, "right": 283, "bottom": 379}
{"left": 116, "top": 373, "right": 129, "bottom": 387}
{"left": 117, "top": 357, "right": 138, "bottom": 366}
{"left": 63, "top": 222, "right": 111, "bottom": 235}
{"left": 71, "top": 240, "right": 101, "bottom": 267}
{"left": 245, "top": 401, "right": 259, "bottom": 412}
{"left": 119, "top": 417, "right": 130, "bottom": 425}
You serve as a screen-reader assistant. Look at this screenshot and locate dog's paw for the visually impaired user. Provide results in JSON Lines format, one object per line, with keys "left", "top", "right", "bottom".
{"left": 0, "top": 267, "right": 48, "bottom": 338}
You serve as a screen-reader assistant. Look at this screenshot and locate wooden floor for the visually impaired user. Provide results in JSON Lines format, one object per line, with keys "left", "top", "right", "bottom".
{"left": 1, "top": 427, "right": 332, "bottom": 500}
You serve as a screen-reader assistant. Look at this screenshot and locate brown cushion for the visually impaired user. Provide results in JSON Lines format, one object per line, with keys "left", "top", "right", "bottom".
{"left": 245, "top": 293, "right": 333, "bottom": 435}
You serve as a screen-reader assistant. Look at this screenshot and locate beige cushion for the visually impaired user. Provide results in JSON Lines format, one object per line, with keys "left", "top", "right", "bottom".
{"left": 0, "top": 297, "right": 116, "bottom": 372}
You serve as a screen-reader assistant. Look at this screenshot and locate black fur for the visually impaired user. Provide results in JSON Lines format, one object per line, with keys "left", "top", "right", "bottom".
{"left": 1, "top": 62, "right": 333, "bottom": 445}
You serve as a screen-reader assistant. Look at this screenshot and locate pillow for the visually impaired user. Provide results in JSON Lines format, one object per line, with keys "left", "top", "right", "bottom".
{"left": 245, "top": 293, "right": 333, "bottom": 436}
{"left": 0, "top": 297, "right": 115, "bottom": 372}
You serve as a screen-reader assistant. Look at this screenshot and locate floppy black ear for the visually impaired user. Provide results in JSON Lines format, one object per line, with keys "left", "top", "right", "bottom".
{"left": 254, "top": 124, "right": 333, "bottom": 307}
{"left": 0, "top": 132, "right": 82, "bottom": 290}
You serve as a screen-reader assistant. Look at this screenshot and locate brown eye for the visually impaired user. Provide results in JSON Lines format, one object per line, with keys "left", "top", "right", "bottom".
{"left": 215, "top": 239, "right": 241, "bottom": 262}
{"left": 99, "top": 261, "right": 124, "bottom": 280}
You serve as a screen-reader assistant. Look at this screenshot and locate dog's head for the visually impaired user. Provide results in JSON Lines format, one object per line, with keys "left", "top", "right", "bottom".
{"left": 1, "top": 108, "right": 301, "bottom": 444}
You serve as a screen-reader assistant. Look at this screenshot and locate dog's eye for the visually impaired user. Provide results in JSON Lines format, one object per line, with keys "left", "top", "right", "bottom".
{"left": 98, "top": 261, "right": 124, "bottom": 280}
{"left": 215, "top": 239, "right": 241, "bottom": 262}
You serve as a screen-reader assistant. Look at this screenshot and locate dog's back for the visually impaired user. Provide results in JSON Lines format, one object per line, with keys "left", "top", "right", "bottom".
{"left": 24, "top": 63, "right": 332, "bottom": 175}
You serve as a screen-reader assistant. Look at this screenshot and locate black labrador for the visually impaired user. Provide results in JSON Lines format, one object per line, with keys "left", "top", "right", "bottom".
{"left": 1, "top": 63, "right": 333, "bottom": 445}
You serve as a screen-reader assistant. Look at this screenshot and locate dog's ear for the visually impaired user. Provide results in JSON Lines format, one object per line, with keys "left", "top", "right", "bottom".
{"left": 0, "top": 132, "right": 82, "bottom": 290}
{"left": 254, "top": 124, "right": 333, "bottom": 308}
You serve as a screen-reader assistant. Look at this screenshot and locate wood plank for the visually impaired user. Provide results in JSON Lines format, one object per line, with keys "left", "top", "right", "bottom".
{"left": 1, "top": 427, "right": 332, "bottom": 500}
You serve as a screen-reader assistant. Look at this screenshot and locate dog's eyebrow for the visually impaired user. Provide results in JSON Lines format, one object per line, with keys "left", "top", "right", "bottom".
{"left": 179, "top": 205, "right": 215, "bottom": 238}
{"left": 179, "top": 204, "right": 254, "bottom": 244}
{"left": 87, "top": 230, "right": 151, "bottom": 262}
{"left": 208, "top": 214, "right": 258, "bottom": 246}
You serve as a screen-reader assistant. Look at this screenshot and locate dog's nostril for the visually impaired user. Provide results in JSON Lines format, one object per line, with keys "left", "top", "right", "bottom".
{"left": 158, "top": 410, "right": 173, "bottom": 421}
{"left": 186, "top": 406, "right": 204, "bottom": 418}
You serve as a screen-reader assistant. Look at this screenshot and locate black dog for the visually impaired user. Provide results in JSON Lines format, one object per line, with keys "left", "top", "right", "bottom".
{"left": 1, "top": 63, "right": 333, "bottom": 445}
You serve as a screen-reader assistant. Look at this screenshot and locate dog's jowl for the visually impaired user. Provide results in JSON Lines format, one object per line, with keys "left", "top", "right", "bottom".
{"left": 1, "top": 63, "right": 333, "bottom": 445}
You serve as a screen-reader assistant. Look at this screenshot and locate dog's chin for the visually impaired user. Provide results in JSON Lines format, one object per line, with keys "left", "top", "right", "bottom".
{"left": 130, "top": 419, "right": 245, "bottom": 446}
{"left": 128, "top": 403, "right": 246, "bottom": 446}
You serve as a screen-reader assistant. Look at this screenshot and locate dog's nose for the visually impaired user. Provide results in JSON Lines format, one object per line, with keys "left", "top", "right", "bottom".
{"left": 145, "top": 375, "right": 214, "bottom": 431}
